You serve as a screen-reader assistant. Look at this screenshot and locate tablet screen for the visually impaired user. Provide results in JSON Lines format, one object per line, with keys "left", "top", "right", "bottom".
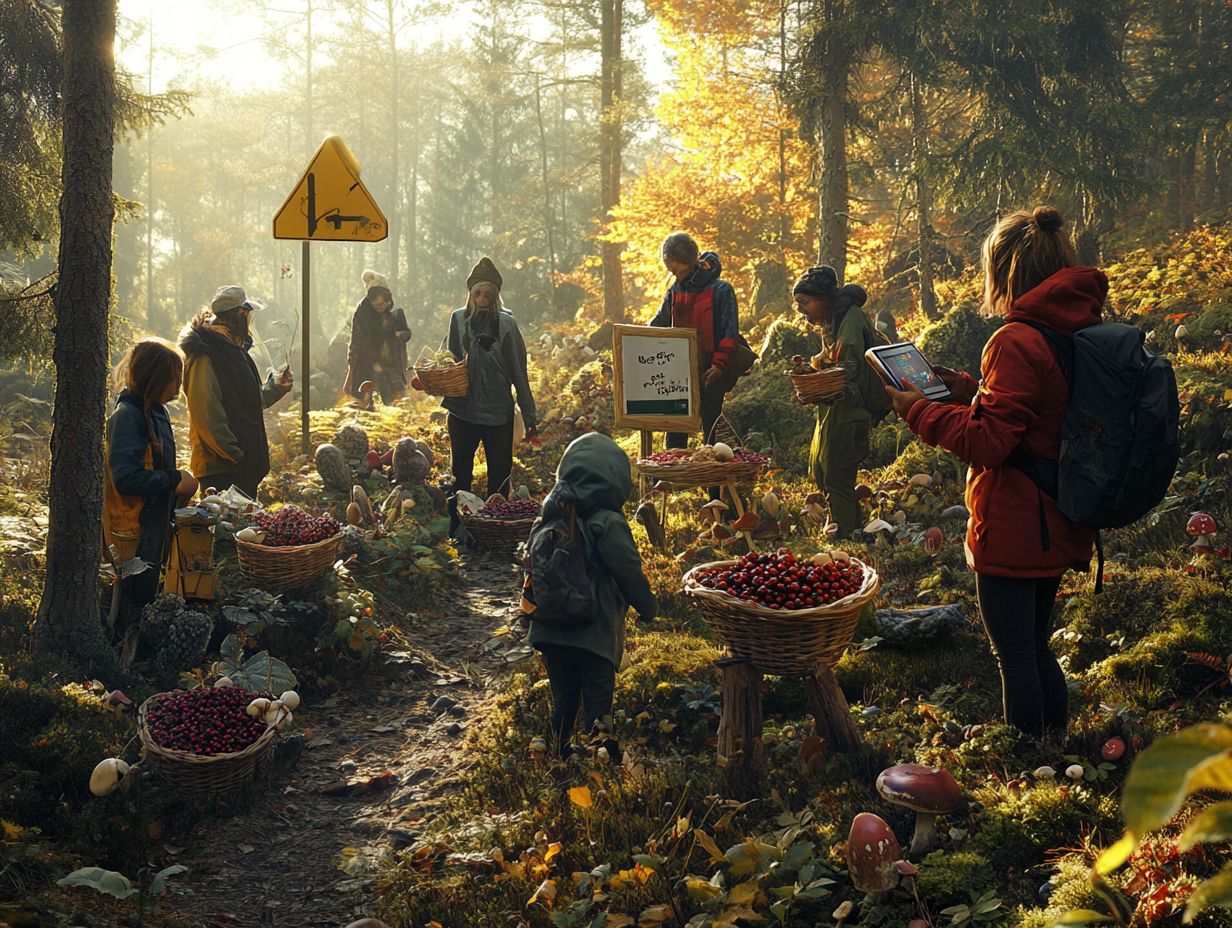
{"left": 872, "top": 344, "right": 946, "bottom": 395}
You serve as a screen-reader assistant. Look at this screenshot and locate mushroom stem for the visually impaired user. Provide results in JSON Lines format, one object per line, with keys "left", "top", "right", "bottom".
{"left": 908, "top": 812, "right": 939, "bottom": 857}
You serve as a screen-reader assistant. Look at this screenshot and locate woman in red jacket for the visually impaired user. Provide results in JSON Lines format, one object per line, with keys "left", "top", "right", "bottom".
{"left": 884, "top": 206, "right": 1098, "bottom": 736}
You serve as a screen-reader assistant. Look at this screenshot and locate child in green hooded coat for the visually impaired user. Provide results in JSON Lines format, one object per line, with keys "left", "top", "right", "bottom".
{"left": 529, "top": 433, "right": 657, "bottom": 760}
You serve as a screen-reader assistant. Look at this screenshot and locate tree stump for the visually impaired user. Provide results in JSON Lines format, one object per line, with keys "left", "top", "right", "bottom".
{"left": 715, "top": 657, "right": 765, "bottom": 797}
{"left": 806, "top": 664, "right": 864, "bottom": 754}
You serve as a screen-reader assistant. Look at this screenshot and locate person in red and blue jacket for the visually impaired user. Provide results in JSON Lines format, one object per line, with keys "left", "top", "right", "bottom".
{"left": 884, "top": 206, "right": 1097, "bottom": 738}
{"left": 650, "top": 233, "right": 749, "bottom": 460}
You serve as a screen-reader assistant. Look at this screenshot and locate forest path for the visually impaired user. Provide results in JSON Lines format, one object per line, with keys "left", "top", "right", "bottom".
{"left": 167, "top": 554, "right": 526, "bottom": 928}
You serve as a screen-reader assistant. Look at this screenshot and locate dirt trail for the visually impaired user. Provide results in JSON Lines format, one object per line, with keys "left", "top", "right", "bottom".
{"left": 168, "top": 555, "right": 525, "bottom": 928}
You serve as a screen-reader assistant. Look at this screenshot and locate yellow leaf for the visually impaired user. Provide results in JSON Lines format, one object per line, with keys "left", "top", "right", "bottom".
{"left": 695, "top": 829, "right": 725, "bottom": 863}
{"left": 1095, "top": 834, "right": 1135, "bottom": 875}
{"left": 545, "top": 842, "right": 562, "bottom": 862}
{"left": 638, "top": 903, "right": 673, "bottom": 926}
{"left": 569, "top": 786, "right": 593, "bottom": 810}
{"left": 527, "top": 878, "right": 557, "bottom": 908}
{"left": 728, "top": 880, "right": 760, "bottom": 906}
{"left": 686, "top": 875, "right": 724, "bottom": 902}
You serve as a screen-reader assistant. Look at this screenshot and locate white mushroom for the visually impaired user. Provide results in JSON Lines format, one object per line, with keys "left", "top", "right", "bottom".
{"left": 908, "top": 473, "right": 933, "bottom": 488}
{"left": 712, "top": 442, "right": 735, "bottom": 462}
{"left": 279, "top": 690, "right": 301, "bottom": 710}
{"left": 1065, "top": 764, "right": 1085, "bottom": 780}
{"left": 761, "top": 490, "right": 780, "bottom": 517}
{"left": 247, "top": 697, "right": 271, "bottom": 718}
{"left": 89, "top": 758, "right": 130, "bottom": 796}
{"left": 1033, "top": 765, "right": 1056, "bottom": 779}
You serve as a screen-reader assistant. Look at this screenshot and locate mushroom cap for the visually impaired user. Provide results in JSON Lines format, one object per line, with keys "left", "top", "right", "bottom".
{"left": 732, "top": 511, "right": 759, "bottom": 532}
{"left": 853, "top": 484, "right": 874, "bottom": 502}
{"left": 876, "top": 763, "right": 962, "bottom": 813}
{"left": 1187, "top": 512, "right": 1217, "bottom": 535}
{"left": 863, "top": 518, "right": 895, "bottom": 534}
{"left": 106, "top": 689, "right": 133, "bottom": 706}
{"left": 846, "top": 812, "right": 902, "bottom": 894}
{"left": 358, "top": 380, "right": 376, "bottom": 393}
{"left": 89, "top": 757, "right": 130, "bottom": 796}
{"left": 908, "top": 473, "right": 933, "bottom": 487}
{"left": 701, "top": 499, "right": 729, "bottom": 511}
{"left": 279, "top": 690, "right": 301, "bottom": 710}
{"left": 1101, "top": 737, "right": 1126, "bottom": 761}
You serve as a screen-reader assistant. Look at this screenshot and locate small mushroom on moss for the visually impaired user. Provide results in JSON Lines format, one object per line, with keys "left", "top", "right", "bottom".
{"left": 1188, "top": 512, "right": 1217, "bottom": 549}
{"left": 1033, "top": 765, "right": 1056, "bottom": 779}
{"left": 846, "top": 812, "right": 903, "bottom": 897}
{"left": 876, "top": 763, "right": 962, "bottom": 858}
{"left": 89, "top": 758, "right": 130, "bottom": 796}
{"left": 701, "top": 499, "right": 729, "bottom": 525}
{"left": 1065, "top": 764, "right": 1085, "bottom": 780}
{"left": 1101, "top": 737, "right": 1126, "bottom": 761}
{"left": 923, "top": 526, "right": 943, "bottom": 554}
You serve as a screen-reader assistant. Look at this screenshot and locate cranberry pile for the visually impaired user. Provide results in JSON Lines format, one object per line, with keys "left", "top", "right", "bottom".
{"left": 253, "top": 506, "right": 340, "bottom": 547}
{"left": 479, "top": 498, "right": 541, "bottom": 520}
{"left": 146, "top": 687, "right": 269, "bottom": 756}
{"left": 733, "top": 450, "right": 769, "bottom": 464}
{"left": 643, "top": 449, "right": 693, "bottom": 464}
{"left": 694, "top": 549, "right": 864, "bottom": 610}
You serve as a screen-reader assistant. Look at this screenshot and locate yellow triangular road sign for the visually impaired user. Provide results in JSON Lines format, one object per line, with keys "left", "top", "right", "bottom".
{"left": 273, "top": 135, "right": 388, "bottom": 242}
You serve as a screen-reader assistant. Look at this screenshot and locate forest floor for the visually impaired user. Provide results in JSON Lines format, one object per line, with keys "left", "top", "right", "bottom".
{"left": 166, "top": 554, "right": 524, "bottom": 928}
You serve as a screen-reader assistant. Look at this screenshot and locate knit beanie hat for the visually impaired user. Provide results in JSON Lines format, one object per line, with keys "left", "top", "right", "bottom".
{"left": 466, "top": 256, "right": 503, "bottom": 292}
{"left": 361, "top": 269, "right": 389, "bottom": 291}
{"left": 793, "top": 265, "right": 839, "bottom": 299}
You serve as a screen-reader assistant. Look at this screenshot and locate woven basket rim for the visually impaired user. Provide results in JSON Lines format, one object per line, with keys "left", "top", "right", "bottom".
{"left": 461, "top": 513, "right": 538, "bottom": 526}
{"left": 138, "top": 690, "right": 277, "bottom": 765}
{"left": 234, "top": 533, "right": 341, "bottom": 555}
{"left": 683, "top": 556, "right": 879, "bottom": 618}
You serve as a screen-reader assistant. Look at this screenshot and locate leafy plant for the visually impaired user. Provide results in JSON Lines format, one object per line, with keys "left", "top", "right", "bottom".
{"left": 213, "top": 634, "right": 297, "bottom": 692}
{"left": 57, "top": 864, "right": 187, "bottom": 911}
{"left": 941, "top": 889, "right": 1006, "bottom": 927}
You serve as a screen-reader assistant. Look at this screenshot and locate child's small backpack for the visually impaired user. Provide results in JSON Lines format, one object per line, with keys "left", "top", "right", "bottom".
{"left": 521, "top": 503, "right": 597, "bottom": 626}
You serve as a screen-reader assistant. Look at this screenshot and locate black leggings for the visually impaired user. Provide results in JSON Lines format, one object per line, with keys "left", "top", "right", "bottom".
{"left": 448, "top": 414, "right": 514, "bottom": 529}
{"left": 975, "top": 573, "right": 1067, "bottom": 737}
{"left": 538, "top": 644, "right": 617, "bottom": 757}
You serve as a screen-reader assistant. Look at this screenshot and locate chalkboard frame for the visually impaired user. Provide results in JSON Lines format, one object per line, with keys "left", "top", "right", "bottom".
{"left": 612, "top": 324, "right": 703, "bottom": 433}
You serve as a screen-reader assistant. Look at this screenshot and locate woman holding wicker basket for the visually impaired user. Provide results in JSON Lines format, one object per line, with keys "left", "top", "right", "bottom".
{"left": 793, "top": 266, "right": 891, "bottom": 539}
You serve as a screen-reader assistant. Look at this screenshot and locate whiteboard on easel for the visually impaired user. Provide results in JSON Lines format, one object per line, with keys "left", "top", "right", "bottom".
{"left": 612, "top": 324, "right": 702, "bottom": 433}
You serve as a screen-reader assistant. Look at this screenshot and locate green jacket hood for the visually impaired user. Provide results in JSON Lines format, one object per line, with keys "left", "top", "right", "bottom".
{"left": 555, "top": 432, "right": 632, "bottom": 516}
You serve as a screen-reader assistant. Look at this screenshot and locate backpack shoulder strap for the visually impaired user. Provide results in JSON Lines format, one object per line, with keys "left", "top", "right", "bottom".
{"left": 1010, "top": 319, "right": 1074, "bottom": 385}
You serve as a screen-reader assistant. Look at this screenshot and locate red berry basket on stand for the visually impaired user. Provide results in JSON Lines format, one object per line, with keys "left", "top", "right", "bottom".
{"left": 235, "top": 506, "right": 342, "bottom": 594}
{"left": 683, "top": 550, "right": 880, "bottom": 675}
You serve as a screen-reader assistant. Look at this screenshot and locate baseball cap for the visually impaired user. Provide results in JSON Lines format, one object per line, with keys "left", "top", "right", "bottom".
{"left": 210, "top": 285, "right": 263, "bottom": 314}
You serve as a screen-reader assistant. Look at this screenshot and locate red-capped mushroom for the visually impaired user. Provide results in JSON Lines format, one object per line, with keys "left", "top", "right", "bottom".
{"left": 923, "top": 527, "right": 943, "bottom": 554}
{"left": 1188, "top": 512, "right": 1217, "bottom": 549}
{"left": 876, "top": 763, "right": 962, "bottom": 857}
{"left": 365, "top": 450, "right": 383, "bottom": 470}
{"left": 846, "top": 812, "right": 902, "bottom": 896}
{"left": 1101, "top": 737, "right": 1126, "bottom": 761}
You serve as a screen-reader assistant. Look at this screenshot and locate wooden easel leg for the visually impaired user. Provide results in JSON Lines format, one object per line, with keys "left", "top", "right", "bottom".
{"left": 805, "top": 663, "right": 864, "bottom": 754}
{"left": 716, "top": 657, "right": 765, "bottom": 798}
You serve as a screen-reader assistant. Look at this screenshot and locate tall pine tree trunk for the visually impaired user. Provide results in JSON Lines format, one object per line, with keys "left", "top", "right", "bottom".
{"left": 816, "top": 0, "right": 849, "bottom": 281}
{"left": 535, "top": 75, "right": 558, "bottom": 311}
{"left": 599, "top": 0, "right": 625, "bottom": 322}
{"left": 34, "top": 0, "right": 118, "bottom": 673}
{"left": 909, "top": 70, "right": 939, "bottom": 321}
{"left": 386, "top": 0, "right": 401, "bottom": 288}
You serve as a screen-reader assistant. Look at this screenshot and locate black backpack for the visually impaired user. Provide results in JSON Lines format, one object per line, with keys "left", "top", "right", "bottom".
{"left": 1008, "top": 320, "right": 1180, "bottom": 590}
{"left": 522, "top": 504, "right": 597, "bottom": 627}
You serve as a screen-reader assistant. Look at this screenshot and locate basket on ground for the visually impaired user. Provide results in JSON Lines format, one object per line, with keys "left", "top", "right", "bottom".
{"left": 137, "top": 691, "right": 277, "bottom": 795}
{"left": 683, "top": 557, "right": 879, "bottom": 675}
{"left": 462, "top": 514, "right": 537, "bottom": 550}
{"left": 235, "top": 534, "right": 341, "bottom": 593}
{"left": 634, "top": 459, "right": 763, "bottom": 487}
{"left": 790, "top": 367, "right": 845, "bottom": 405}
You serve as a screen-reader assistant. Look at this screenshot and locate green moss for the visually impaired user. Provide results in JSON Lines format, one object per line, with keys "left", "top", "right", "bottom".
{"left": 724, "top": 363, "right": 817, "bottom": 474}
{"left": 970, "top": 786, "right": 1120, "bottom": 875}
{"left": 917, "top": 305, "right": 1002, "bottom": 378}
{"left": 837, "top": 631, "right": 999, "bottom": 704}
{"left": 917, "top": 850, "right": 995, "bottom": 908}
{"left": 757, "top": 318, "right": 820, "bottom": 364}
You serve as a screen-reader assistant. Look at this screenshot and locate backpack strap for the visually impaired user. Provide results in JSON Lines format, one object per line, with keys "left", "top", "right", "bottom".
{"left": 1005, "top": 319, "right": 1070, "bottom": 499}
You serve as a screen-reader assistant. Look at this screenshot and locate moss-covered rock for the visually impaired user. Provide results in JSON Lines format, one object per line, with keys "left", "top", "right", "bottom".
{"left": 917, "top": 304, "right": 1002, "bottom": 378}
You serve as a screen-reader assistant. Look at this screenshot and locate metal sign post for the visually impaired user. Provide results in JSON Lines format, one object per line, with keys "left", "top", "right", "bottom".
{"left": 301, "top": 241, "right": 311, "bottom": 453}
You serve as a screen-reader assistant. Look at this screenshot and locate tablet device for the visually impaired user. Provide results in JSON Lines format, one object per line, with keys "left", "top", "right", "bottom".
{"left": 865, "top": 342, "right": 952, "bottom": 401}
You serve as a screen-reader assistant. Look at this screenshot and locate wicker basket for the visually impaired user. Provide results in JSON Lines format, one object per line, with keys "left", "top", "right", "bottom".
{"left": 683, "top": 557, "right": 880, "bottom": 675}
{"left": 138, "top": 691, "right": 277, "bottom": 795}
{"left": 634, "top": 459, "right": 764, "bottom": 487}
{"left": 235, "top": 534, "right": 341, "bottom": 593}
{"left": 412, "top": 350, "right": 469, "bottom": 397}
{"left": 790, "top": 367, "right": 846, "bottom": 404}
{"left": 462, "top": 514, "right": 537, "bottom": 550}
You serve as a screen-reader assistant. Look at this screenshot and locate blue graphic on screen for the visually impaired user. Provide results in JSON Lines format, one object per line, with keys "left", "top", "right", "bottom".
{"left": 887, "top": 349, "right": 940, "bottom": 390}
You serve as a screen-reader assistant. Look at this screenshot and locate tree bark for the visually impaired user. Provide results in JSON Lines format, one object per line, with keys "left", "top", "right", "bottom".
{"left": 599, "top": 0, "right": 625, "bottom": 322}
{"left": 386, "top": 0, "right": 401, "bottom": 288}
{"left": 535, "top": 75, "right": 558, "bottom": 311}
{"left": 34, "top": 0, "right": 119, "bottom": 674}
{"left": 816, "top": 0, "right": 849, "bottom": 281}
{"left": 715, "top": 658, "right": 765, "bottom": 798}
{"left": 909, "top": 70, "right": 939, "bottom": 321}
{"left": 805, "top": 664, "right": 863, "bottom": 753}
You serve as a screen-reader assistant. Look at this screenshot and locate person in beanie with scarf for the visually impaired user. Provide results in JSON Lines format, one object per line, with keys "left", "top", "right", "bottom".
{"left": 793, "top": 265, "right": 889, "bottom": 538}
{"left": 424, "top": 257, "right": 537, "bottom": 534}
{"left": 344, "top": 270, "right": 411, "bottom": 406}
{"left": 650, "top": 233, "right": 750, "bottom": 452}
{"left": 180, "top": 285, "right": 293, "bottom": 499}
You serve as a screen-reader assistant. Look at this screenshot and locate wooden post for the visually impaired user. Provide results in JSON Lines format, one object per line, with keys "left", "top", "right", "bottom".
{"left": 805, "top": 663, "right": 863, "bottom": 753}
{"left": 639, "top": 430, "right": 653, "bottom": 496}
{"left": 300, "top": 240, "right": 311, "bottom": 454}
{"left": 716, "top": 657, "right": 765, "bottom": 797}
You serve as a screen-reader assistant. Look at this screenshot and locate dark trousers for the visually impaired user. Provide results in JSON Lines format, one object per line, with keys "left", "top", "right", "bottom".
{"left": 199, "top": 472, "right": 260, "bottom": 500}
{"left": 666, "top": 377, "right": 732, "bottom": 501}
{"left": 448, "top": 414, "right": 514, "bottom": 531}
{"left": 976, "top": 573, "right": 1067, "bottom": 737}
{"left": 538, "top": 644, "right": 617, "bottom": 757}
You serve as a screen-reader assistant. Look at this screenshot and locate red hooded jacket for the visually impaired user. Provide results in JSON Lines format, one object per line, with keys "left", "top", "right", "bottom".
{"left": 907, "top": 267, "right": 1105, "bottom": 577}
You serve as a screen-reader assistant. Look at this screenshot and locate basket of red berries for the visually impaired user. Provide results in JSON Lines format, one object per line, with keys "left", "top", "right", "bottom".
{"left": 137, "top": 685, "right": 282, "bottom": 795}
{"left": 461, "top": 493, "right": 542, "bottom": 549}
{"left": 683, "top": 548, "right": 879, "bottom": 675}
{"left": 234, "top": 505, "right": 342, "bottom": 593}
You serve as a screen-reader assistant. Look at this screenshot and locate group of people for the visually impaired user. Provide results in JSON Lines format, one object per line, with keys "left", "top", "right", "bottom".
{"left": 104, "top": 206, "right": 1101, "bottom": 756}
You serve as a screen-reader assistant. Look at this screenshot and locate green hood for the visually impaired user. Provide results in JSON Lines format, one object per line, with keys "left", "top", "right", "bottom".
{"left": 554, "top": 433, "right": 632, "bottom": 517}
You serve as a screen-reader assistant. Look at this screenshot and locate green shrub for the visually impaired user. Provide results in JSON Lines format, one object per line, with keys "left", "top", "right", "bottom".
{"left": 757, "top": 318, "right": 820, "bottom": 364}
{"left": 917, "top": 850, "right": 995, "bottom": 908}
{"left": 725, "top": 364, "right": 817, "bottom": 474}
{"left": 917, "top": 305, "right": 1002, "bottom": 378}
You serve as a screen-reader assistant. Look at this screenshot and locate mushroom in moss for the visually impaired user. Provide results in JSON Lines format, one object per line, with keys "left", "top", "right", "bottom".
{"left": 846, "top": 812, "right": 903, "bottom": 897}
{"left": 1188, "top": 512, "right": 1217, "bottom": 550}
{"left": 876, "top": 763, "right": 962, "bottom": 857}
{"left": 863, "top": 518, "right": 895, "bottom": 546}
{"left": 701, "top": 499, "right": 729, "bottom": 526}
{"left": 922, "top": 526, "right": 943, "bottom": 554}
{"left": 357, "top": 380, "right": 377, "bottom": 410}
{"left": 89, "top": 758, "right": 130, "bottom": 797}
